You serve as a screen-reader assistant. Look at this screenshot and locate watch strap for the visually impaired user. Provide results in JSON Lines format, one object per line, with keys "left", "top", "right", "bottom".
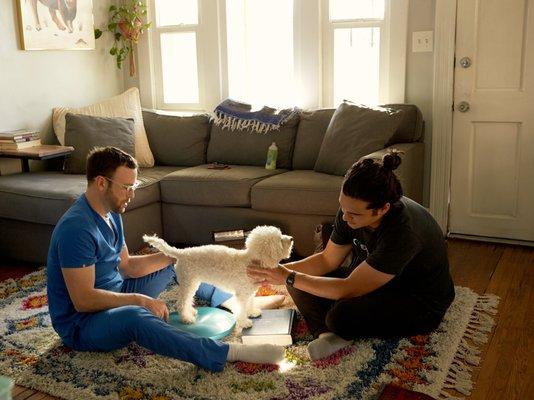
{"left": 286, "top": 271, "right": 297, "bottom": 287}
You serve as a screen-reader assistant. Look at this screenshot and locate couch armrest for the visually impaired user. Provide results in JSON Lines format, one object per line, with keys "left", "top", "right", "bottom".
{"left": 362, "top": 142, "right": 424, "bottom": 204}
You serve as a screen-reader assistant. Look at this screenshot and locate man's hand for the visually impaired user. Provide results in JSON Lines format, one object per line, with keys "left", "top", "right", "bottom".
{"left": 138, "top": 295, "right": 169, "bottom": 321}
{"left": 247, "top": 263, "right": 291, "bottom": 285}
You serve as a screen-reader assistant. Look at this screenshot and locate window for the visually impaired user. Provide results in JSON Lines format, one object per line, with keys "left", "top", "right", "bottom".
{"left": 141, "top": 0, "right": 407, "bottom": 111}
{"left": 332, "top": 27, "right": 381, "bottom": 105}
{"left": 160, "top": 31, "right": 199, "bottom": 104}
{"left": 148, "top": 0, "right": 219, "bottom": 111}
{"left": 225, "top": 0, "right": 295, "bottom": 108}
{"left": 325, "top": 0, "right": 385, "bottom": 105}
{"left": 151, "top": 0, "right": 200, "bottom": 107}
{"left": 322, "top": 0, "right": 407, "bottom": 107}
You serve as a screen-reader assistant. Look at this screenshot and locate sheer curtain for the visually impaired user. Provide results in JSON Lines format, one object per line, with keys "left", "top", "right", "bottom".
{"left": 225, "top": 0, "right": 295, "bottom": 108}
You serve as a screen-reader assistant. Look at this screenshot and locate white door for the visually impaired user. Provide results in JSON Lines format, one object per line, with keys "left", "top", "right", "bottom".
{"left": 449, "top": 0, "right": 534, "bottom": 242}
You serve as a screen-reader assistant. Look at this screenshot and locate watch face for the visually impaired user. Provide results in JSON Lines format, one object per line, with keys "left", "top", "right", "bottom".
{"left": 286, "top": 272, "right": 295, "bottom": 286}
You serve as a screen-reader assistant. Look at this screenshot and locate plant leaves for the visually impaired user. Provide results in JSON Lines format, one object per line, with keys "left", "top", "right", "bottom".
{"left": 94, "top": 29, "right": 102, "bottom": 39}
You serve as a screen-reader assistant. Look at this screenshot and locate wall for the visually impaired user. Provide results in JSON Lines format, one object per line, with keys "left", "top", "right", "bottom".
{"left": 0, "top": 0, "right": 124, "bottom": 171}
{"left": 405, "top": 0, "right": 435, "bottom": 206}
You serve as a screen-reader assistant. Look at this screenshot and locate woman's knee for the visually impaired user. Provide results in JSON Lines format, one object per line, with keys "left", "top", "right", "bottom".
{"left": 325, "top": 301, "right": 367, "bottom": 339}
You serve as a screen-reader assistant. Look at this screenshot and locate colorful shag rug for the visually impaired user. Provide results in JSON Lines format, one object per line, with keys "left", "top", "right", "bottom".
{"left": 0, "top": 270, "right": 499, "bottom": 400}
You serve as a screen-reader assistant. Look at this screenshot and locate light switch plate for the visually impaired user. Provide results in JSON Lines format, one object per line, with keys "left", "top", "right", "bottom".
{"left": 412, "top": 31, "right": 433, "bottom": 52}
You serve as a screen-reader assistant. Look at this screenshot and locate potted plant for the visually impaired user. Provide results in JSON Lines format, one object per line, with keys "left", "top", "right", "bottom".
{"left": 95, "top": 1, "right": 151, "bottom": 77}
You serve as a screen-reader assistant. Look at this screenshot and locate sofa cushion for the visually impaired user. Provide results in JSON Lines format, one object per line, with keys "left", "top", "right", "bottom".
{"left": 53, "top": 88, "right": 155, "bottom": 167}
{"left": 143, "top": 110, "right": 210, "bottom": 166}
{"left": 64, "top": 113, "right": 135, "bottom": 174}
{"left": 314, "top": 102, "right": 402, "bottom": 176}
{"left": 384, "top": 104, "right": 424, "bottom": 145}
{"left": 251, "top": 170, "right": 343, "bottom": 215}
{"left": 0, "top": 172, "right": 86, "bottom": 225}
{"left": 292, "top": 109, "right": 335, "bottom": 170}
{"left": 160, "top": 165, "right": 287, "bottom": 207}
{"left": 207, "top": 116, "right": 299, "bottom": 169}
{"left": 0, "top": 167, "right": 179, "bottom": 225}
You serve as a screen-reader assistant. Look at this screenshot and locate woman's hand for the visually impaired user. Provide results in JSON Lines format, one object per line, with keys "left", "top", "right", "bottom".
{"left": 247, "top": 262, "right": 291, "bottom": 285}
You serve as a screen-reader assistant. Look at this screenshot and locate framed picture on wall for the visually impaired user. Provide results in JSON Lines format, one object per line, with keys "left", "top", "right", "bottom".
{"left": 17, "top": 0, "right": 95, "bottom": 50}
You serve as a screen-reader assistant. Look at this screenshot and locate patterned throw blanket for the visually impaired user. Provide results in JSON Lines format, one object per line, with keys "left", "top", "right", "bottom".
{"left": 213, "top": 99, "right": 300, "bottom": 133}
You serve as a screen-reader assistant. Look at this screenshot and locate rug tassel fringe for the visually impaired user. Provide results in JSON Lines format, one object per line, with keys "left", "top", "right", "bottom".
{"left": 437, "top": 293, "right": 500, "bottom": 400}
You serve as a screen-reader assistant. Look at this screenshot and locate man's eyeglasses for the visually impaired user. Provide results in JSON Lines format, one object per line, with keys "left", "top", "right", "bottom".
{"left": 104, "top": 177, "right": 140, "bottom": 192}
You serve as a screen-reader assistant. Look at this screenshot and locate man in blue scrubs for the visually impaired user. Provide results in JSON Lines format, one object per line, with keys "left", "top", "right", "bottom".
{"left": 47, "top": 146, "right": 283, "bottom": 372}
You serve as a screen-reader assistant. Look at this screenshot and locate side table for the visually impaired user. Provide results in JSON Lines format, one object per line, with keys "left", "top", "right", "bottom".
{"left": 0, "top": 145, "right": 74, "bottom": 173}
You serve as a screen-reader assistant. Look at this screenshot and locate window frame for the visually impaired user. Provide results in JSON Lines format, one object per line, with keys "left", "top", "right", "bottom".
{"left": 146, "top": 0, "right": 221, "bottom": 111}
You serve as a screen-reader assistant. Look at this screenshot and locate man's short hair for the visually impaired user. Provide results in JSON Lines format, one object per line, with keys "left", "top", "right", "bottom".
{"left": 86, "top": 147, "right": 138, "bottom": 182}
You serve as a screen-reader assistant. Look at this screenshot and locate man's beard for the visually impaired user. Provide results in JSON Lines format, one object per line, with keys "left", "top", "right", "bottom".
{"left": 105, "top": 190, "right": 129, "bottom": 214}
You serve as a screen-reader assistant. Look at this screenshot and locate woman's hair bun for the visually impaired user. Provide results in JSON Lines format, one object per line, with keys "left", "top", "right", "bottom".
{"left": 382, "top": 150, "right": 403, "bottom": 171}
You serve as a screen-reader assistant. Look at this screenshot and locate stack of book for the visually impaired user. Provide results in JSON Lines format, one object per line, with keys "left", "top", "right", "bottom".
{"left": 0, "top": 129, "right": 41, "bottom": 150}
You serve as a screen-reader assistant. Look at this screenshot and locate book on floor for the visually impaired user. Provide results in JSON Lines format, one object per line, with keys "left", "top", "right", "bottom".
{"left": 241, "top": 308, "right": 295, "bottom": 346}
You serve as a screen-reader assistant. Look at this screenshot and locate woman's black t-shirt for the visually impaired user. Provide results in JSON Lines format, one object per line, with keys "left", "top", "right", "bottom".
{"left": 330, "top": 196, "right": 455, "bottom": 315}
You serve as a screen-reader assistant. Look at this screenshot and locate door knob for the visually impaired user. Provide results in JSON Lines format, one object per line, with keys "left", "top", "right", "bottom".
{"left": 459, "top": 57, "right": 472, "bottom": 68}
{"left": 457, "top": 101, "right": 470, "bottom": 112}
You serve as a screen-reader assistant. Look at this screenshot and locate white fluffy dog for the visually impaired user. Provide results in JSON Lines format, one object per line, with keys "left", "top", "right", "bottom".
{"left": 143, "top": 226, "right": 293, "bottom": 329}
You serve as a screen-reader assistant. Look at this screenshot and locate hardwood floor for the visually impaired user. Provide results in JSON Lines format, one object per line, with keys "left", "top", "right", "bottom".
{"left": 2, "top": 239, "right": 533, "bottom": 400}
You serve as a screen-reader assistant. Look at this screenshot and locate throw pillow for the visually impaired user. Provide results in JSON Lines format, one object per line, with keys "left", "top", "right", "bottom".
{"left": 313, "top": 102, "right": 402, "bottom": 176}
{"left": 64, "top": 113, "right": 135, "bottom": 174}
{"left": 292, "top": 108, "right": 336, "bottom": 170}
{"left": 53, "top": 87, "right": 154, "bottom": 167}
{"left": 142, "top": 110, "right": 210, "bottom": 166}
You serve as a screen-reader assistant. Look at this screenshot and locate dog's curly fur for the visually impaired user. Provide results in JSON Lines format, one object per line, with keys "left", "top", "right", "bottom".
{"left": 143, "top": 226, "right": 293, "bottom": 330}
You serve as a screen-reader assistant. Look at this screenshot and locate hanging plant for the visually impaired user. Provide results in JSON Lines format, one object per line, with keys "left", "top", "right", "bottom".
{"left": 94, "top": 1, "right": 151, "bottom": 77}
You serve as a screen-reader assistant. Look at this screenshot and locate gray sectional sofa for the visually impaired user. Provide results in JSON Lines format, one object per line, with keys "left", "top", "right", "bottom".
{"left": 0, "top": 104, "right": 424, "bottom": 264}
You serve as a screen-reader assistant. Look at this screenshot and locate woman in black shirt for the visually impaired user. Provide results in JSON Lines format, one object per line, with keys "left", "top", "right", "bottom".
{"left": 247, "top": 151, "right": 455, "bottom": 361}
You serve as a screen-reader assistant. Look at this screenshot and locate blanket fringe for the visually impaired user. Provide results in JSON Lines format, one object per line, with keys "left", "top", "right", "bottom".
{"left": 212, "top": 113, "right": 282, "bottom": 134}
{"left": 437, "top": 293, "right": 499, "bottom": 400}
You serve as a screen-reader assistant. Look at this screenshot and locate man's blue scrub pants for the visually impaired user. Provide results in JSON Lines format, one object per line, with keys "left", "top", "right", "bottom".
{"left": 70, "top": 266, "right": 232, "bottom": 372}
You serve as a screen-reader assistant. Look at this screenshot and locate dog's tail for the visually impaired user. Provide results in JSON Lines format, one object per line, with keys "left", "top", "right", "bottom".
{"left": 143, "top": 235, "right": 181, "bottom": 260}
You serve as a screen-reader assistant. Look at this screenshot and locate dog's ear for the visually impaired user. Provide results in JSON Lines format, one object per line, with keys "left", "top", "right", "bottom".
{"left": 281, "top": 235, "right": 294, "bottom": 258}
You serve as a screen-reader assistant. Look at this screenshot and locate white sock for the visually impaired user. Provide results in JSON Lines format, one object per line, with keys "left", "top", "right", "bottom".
{"left": 226, "top": 343, "right": 284, "bottom": 364}
{"left": 307, "top": 332, "right": 353, "bottom": 361}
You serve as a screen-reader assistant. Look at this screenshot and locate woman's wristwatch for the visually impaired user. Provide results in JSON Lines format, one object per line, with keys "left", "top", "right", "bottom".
{"left": 285, "top": 271, "right": 297, "bottom": 287}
